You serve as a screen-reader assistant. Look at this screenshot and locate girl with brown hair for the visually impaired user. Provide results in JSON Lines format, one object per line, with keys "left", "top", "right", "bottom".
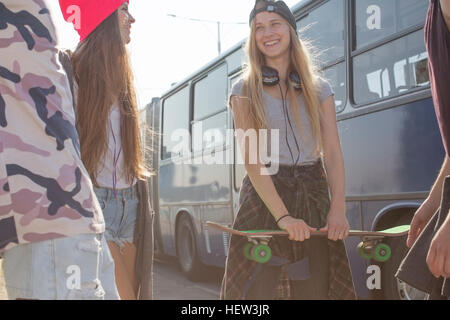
{"left": 221, "top": 0, "right": 355, "bottom": 300}
{"left": 59, "top": 0, "right": 153, "bottom": 300}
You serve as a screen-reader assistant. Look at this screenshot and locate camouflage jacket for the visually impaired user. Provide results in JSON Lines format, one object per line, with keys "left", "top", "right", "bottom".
{"left": 0, "top": 0, "right": 104, "bottom": 254}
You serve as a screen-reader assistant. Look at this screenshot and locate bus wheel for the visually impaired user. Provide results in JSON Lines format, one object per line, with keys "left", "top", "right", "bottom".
{"left": 381, "top": 215, "right": 428, "bottom": 300}
{"left": 176, "top": 215, "right": 205, "bottom": 281}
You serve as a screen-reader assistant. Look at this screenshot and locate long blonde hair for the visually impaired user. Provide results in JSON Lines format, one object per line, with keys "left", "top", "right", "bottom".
{"left": 242, "top": 19, "right": 323, "bottom": 154}
{"left": 72, "top": 11, "right": 150, "bottom": 186}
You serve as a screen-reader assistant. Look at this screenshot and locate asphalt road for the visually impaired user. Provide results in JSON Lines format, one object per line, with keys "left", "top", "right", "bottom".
{"left": 154, "top": 258, "right": 222, "bottom": 300}
{"left": 0, "top": 258, "right": 223, "bottom": 300}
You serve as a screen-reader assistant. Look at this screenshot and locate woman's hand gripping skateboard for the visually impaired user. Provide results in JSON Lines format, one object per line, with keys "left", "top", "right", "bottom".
{"left": 277, "top": 210, "right": 350, "bottom": 242}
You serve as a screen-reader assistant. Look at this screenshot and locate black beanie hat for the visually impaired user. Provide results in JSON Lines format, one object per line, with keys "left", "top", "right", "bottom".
{"left": 249, "top": 0, "right": 298, "bottom": 35}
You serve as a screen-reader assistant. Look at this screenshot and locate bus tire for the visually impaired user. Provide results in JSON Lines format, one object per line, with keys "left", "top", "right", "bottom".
{"left": 176, "top": 215, "right": 205, "bottom": 281}
{"left": 381, "top": 215, "right": 427, "bottom": 300}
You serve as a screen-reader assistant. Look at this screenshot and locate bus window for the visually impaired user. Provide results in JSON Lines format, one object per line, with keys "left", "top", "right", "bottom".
{"left": 353, "top": 30, "right": 429, "bottom": 106}
{"left": 355, "top": 0, "right": 428, "bottom": 50}
{"left": 322, "top": 62, "right": 346, "bottom": 113}
{"left": 297, "top": 0, "right": 345, "bottom": 65}
{"left": 161, "top": 86, "right": 190, "bottom": 160}
{"left": 227, "top": 50, "right": 247, "bottom": 75}
{"left": 192, "top": 111, "right": 228, "bottom": 152}
{"left": 193, "top": 64, "right": 228, "bottom": 120}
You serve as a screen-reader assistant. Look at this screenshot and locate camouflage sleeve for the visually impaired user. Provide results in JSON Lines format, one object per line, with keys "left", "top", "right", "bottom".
{"left": 0, "top": 0, "right": 104, "bottom": 253}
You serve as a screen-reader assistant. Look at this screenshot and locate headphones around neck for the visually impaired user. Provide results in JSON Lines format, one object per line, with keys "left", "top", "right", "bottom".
{"left": 261, "top": 65, "right": 302, "bottom": 169}
{"left": 261, "top": 66, "right": 302, "bottom": 91}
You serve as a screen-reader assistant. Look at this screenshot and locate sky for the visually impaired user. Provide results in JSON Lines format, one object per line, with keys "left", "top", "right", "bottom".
{"left": 47, "top": 0, "right": 301, "bottom": 109}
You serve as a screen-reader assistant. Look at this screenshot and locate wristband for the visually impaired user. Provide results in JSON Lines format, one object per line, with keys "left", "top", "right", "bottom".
{"left": 276, "top": 214, "right": 291, "bottom": 225}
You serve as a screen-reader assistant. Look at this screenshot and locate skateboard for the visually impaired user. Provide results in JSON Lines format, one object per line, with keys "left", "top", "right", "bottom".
{"left": 206, "top": 221, "right": 410, "bottom": 264}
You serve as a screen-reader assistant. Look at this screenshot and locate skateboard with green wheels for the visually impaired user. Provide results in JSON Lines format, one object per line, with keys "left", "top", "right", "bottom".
{"left": 206, "top": 221, "right": 410, "bottom": 264}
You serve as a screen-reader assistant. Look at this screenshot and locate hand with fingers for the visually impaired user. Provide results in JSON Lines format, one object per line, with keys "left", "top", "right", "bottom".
{"left": 407, "top": 201, "right": 436, "bottom": 248}
{"left": 320, "top": 210, "right": 350, "bottom": 241}
{"left": 277, "top": 216, "right": 316, "bottom": 242}
{"left": 426, "top": 219, "right": 450, "bottom": 279}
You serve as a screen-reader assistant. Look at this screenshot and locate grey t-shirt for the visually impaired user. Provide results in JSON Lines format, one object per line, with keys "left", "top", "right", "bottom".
{"left": 230, "top": 77, "right": 334, "bottom": 166}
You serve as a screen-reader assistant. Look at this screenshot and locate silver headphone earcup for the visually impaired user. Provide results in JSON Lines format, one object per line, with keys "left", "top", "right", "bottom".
{"left": 262, "top": 66, "right": 280, "bottom": 86}
{"left": 289, "top": 71, "right": 302, "bottom": 91}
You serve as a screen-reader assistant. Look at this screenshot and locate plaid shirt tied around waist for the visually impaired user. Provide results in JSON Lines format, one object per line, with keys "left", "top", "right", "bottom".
{"left": 220, "top": 160, "right": 356, "bottom": 300}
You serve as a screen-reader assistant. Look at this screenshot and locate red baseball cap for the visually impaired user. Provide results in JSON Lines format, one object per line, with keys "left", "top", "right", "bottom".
{"left": 59, "top": 0, "right": 129, "bottom": 42}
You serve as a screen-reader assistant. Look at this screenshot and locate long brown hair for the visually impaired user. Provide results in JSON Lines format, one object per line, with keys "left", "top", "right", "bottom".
{"left": 242, "top": 16, "right": 323, "bottom": 155}
{"left": 72, "top": 10, "right": 149, "bottom": 186}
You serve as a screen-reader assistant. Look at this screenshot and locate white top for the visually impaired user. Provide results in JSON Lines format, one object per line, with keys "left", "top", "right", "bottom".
{"left": 96, "top": 105, "right": 136, "bottom": 189}
{"left": 73, "top": 82, "right": 135, "bottom": 189}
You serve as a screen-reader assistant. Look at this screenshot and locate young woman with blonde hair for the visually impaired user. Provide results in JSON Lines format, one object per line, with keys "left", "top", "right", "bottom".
{"left": 221, "top": 0, "right": 355, "bottom": 300}
{"left": 59, "top": 0, "right": 153, "bottom": 300}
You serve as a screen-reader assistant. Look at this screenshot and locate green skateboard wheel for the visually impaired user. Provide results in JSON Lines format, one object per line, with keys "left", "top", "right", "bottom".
{"left": 251, "top": 244, "right": 272, "bottom": 264}
{"left": 357, "top": 242, "right": 373, "bottom": 260}
{"left": 243, "top": 243, "right": 253, "bottom": 261}
{"left": 373, "top": 243, "right": 391, "bottom": 262}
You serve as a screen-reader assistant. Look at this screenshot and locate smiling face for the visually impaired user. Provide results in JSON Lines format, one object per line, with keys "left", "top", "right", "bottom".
{"left": 254, "top": 11, "right": 291, "bottom": 62}
{"left": 118, "top": 2, "right": 135, "bottom": 44}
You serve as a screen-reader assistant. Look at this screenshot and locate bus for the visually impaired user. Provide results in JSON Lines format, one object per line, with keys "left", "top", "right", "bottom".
{"left": 146, "top": 0, "right": 444, "bottom": 300}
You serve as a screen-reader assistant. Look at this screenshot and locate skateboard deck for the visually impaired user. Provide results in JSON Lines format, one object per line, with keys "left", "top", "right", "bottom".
{"left": 206, "top": 221, "right": 410, "bottom": 264}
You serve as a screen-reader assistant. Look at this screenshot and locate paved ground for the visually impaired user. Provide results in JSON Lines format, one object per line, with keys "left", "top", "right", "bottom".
{"left": 153, "top": 258, "right": 222, "bottom": 300}
{"left": 0, "top": 258, "right": 222, "bottom": 300}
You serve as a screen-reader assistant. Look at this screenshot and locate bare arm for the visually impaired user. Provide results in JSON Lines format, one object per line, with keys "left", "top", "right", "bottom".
{"left": 426, "top": 155, "right": 450, "bottom": 278}
{"left": 320, "top": 96, "right": 346, "bottom": 213}
{"left": 425, "top": 155, "right": 450, "bottom": 212}
{"left": 319, "top": 96, "right": 349, "bottom": 240}
{"left": 441, "top": 0, "right": 450, "bottom": 31}
{"left": 407, "top": 155, "right": 450, "bottom": 247}
{"left": 231, "top": 96, "right": 289, "bottom": 221}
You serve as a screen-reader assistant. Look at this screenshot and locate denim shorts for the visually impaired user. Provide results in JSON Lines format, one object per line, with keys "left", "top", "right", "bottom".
{"left": 2, "top": 233, "right": 119, "bottom": 300}
{"left": 94, "top": 185, "right": 138, "bottom": 250}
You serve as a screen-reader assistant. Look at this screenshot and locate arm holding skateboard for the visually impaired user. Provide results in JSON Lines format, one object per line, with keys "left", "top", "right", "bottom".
{"left": 318, "top": 96, "right": 350, "bottom": 241}
{"left": 230, "top": 96, "right": 315, "bottom": 242}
